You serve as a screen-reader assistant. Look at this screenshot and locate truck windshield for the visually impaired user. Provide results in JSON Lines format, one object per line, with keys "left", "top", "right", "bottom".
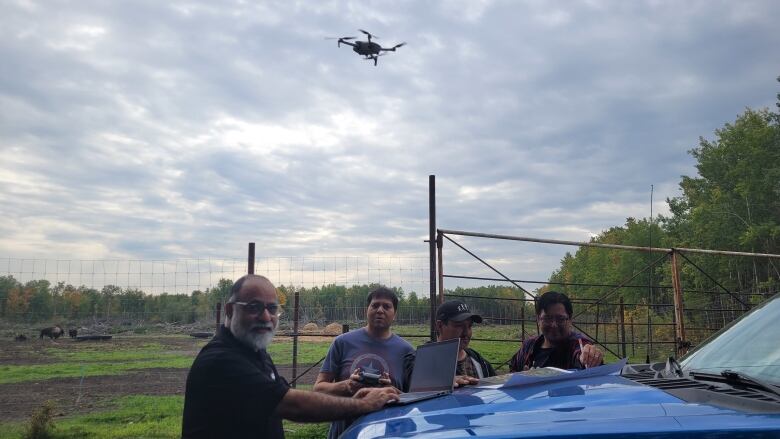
{"left": 680, "top": 294, "right": 780, "bottom": 385}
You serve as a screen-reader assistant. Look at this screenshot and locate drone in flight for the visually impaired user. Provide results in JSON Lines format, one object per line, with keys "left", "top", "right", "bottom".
{"left": 326, "top": 29, "right": 406, "bottom": 66}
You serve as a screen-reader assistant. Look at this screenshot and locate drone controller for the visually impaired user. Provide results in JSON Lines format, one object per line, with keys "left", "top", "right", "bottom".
{"left": 359, "top": 371, "right": 382, "bottom": 386}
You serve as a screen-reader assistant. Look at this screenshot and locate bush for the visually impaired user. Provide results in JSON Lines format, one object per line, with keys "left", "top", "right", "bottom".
{"left": 24, "top": 400, "right": 56, "bottom": 439}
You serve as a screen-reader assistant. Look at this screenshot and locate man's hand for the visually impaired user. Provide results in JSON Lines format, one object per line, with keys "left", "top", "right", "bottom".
{"left": 346, "top": 369, "right": 366, "bottom": 395}
{"left": 578, "top": 342, "right": 603, "bottom": 368}
{"left": 453, "top": 375, "right": 479, "bottom": 388}
{"left": 378, "top": 371, "right": 392, "bottom": 387}
{"left": 353, "top": 387, "right": 400, "bottom": 411}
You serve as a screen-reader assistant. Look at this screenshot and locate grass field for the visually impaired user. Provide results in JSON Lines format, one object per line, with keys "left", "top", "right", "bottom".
{"left": 0, "top": 395, "right": 329, "bottom": 439}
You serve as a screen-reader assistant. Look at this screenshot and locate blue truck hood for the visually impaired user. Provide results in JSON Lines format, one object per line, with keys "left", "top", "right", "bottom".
{"left": 342, "top": 375, "right": 780, "bottom": 438}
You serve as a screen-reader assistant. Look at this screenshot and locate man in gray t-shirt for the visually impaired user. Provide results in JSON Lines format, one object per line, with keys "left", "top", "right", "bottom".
{"left": 314, "top": 287, "right": 414, "bottom": 439}
{"left": 322, "top": 327, "right": 413, "bottom": 388}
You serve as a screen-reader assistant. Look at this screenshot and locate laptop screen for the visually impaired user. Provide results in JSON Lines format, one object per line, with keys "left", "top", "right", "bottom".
{"left": 408, "top": 338, "right": 460, "bottom": 392}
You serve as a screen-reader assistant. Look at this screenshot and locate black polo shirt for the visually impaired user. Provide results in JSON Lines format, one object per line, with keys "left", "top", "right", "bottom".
{"left": 182, "top": 326, "right": 290, "bottom": 438}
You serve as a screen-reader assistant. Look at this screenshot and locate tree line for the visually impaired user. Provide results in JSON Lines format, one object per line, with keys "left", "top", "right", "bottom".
{"left": 0, "top": 276, "right": 533, "bottom": 326}
{"left": 546, "top": 78, "right": 780, "bottom": 340}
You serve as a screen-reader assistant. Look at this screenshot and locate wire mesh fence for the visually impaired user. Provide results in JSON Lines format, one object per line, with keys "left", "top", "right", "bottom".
{"left": 1, "top": 256, "right": 430, "bottom": 295}
{"left": 1, "top": 252, "right": 776, "bottom": 421}
{"left": 0, "top": 255, "right": 434, "bottom": 420}
{"left": 437, "top": 229, "right": 780, "bottom": 364}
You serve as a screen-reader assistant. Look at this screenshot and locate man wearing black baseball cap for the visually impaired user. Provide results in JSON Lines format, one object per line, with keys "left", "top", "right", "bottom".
{"left": 402, "top": 300, "right": 496, "bottom": 390}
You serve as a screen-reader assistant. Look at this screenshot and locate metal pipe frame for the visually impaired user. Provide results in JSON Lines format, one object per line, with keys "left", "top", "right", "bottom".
{"left": 438, "top": 229, "right": 780, "bottom": 259}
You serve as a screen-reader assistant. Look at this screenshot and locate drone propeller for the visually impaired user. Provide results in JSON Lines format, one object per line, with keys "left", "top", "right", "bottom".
{"left": 324, "top": 36, "right": 356, "bottom": 40}
{"left": 358, "top": 29, "right": 379, "bottom": 39}
{"left": 389, "top": 42, "right": 406, "bottom": 50}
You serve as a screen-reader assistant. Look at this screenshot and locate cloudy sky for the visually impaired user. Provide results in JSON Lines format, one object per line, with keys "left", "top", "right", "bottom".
{"left": 1, "top": 0, "right": 779, "bottom": 291}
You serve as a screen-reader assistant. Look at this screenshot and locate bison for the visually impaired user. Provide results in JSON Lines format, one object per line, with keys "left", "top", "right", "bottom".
{"left": 39, "top": 325, "right": 64, "bottom": 340}
{"left": 68, "top": 328, "right": 78, "bottom": 338}
{"left": 14, "top": 334, "right": 27, "bottom": 342}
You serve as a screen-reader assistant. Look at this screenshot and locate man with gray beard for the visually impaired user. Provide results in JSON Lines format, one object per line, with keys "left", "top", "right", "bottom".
{"left": 182, "top": 275, "right": 399, "bottom": 439}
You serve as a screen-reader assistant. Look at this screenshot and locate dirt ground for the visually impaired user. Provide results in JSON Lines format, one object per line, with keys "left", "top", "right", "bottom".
{"left": 0, "top": 335, "right": 321, "bottom": 422}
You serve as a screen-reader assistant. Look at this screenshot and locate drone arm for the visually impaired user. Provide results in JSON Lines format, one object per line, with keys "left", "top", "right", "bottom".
{"left": 380, "top": 42, "right": 406, "bottom": 52}
{"left": 338, "top": 39, "right": 356, "bottom": 48}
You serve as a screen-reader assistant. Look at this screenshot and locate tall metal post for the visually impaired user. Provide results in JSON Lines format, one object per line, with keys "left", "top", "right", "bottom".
{"left": 437, "top": 232, "right": 444, "bottom": 304}
{"left": 248, "top": 242, "right": 255, "bottom": 274}
{"left": 670, "top": 250, "right": 688, "bottom": 357}
{"left": 619, "top": 297, "right": 627, "bottom": 358}
{"left": 215, "top": 302, "right": 221, "bottom": 332}
{"left": 429, "top": 175, "right": 437, "bottom": 342}
{"left": 646, "top": 185, "right": 654, "bottom": 363}
{"left": 292, "top": 291, "right": 300, "bottom": 388}
{"left": 595, "top": 302, "right": 600, "bottom": 341}
{"left": 521, "top": 296, "right": 526, "bottom": 340}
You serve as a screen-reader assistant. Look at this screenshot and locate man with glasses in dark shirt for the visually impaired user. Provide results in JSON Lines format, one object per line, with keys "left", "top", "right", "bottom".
{"left": 182, "top": 274, "right": 399, "bottom": 439}
{"left": 509, "top": 291, "right": 603, "bottom": 371}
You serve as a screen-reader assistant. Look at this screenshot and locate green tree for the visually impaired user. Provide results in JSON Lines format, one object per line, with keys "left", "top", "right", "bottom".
{"left": 0, "top": 275, "right": 21, "bottom": 317}
{"left": 26, "top": 280, "right": 53, "bottom": 322}
{"left": 666, "top": 106, "right": 780, "bottom": 300}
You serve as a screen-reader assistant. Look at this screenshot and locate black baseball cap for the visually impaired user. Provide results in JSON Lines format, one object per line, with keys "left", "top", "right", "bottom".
{"left": 436, "top": 300, "right": 483, "bottom": 323}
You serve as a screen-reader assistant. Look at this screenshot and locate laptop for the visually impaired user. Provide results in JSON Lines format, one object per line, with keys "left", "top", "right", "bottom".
{"left": 391, "top": 338, "right": 460, "bottom": 405}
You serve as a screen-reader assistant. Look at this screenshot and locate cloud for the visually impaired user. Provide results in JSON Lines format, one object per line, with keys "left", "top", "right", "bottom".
{"left": 1, "top": 0, "right": 779, "bottom": 291}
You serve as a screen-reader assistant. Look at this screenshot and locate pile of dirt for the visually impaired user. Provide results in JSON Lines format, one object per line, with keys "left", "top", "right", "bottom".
{"left": 302, "top": 322, "right": 319, "bottom": 333}
{"left": 323, "top": 323, "right": 342, "bottom": 335}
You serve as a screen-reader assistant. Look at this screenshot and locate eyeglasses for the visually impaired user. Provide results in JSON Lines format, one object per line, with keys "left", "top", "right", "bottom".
{"left": 231, "top": 301, "right": 283, "bottom": 317}
{"left": 539, "top": 315, "right": 570, "bottom": 325}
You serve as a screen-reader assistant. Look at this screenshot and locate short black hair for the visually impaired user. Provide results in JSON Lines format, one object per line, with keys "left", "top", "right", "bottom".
{"left": 535, "top": 291, "right": 573, "bottom": 317}
{"left": 227, "top": 274, "right": 268, "bottom": 303}
{"left": 366, "top": 286, "right": 399, "bottom": 310}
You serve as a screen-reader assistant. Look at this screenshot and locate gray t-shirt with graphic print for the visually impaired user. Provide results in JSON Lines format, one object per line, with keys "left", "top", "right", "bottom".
{"left": 320, "top": 328, "right": 414, "bottom": 439}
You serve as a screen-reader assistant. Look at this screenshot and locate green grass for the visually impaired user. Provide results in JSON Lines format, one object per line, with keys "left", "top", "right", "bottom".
{"left": 1, "top": 336, "right": 333, "bottom": 385}
{"left": 0, "top": 395, "right": 328, "bottom": 439}
{"left": 0, "top": 340, "right": 204, "bottom": 384}
{"left": 284, "top": 420, "right": 329, "bottom": 439}
{"left": 0, "top": 422, "right": 23, "bottom": 438}
{"left": 0, "top": 356, "right": 195, "bottom": 384}
{"left": 46, "top": 343, "right": 172, "bottom": 362}
{"left": 0, "top": 395, "right": 183, "bottom": 439}
{"left": 267, "top": 339, "right": 332, "bottom": 364}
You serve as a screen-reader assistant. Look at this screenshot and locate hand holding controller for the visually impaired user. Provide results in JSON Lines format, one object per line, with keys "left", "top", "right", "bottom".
{"left": 359, "top": 371, "right": 382, "bottom": 386}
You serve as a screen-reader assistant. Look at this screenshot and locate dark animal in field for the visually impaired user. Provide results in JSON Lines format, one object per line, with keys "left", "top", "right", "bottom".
{"left": 14, "top": 334, "right": 27, "bottom": 342}
{"left": 39, "top": 325, "right": 64, "bottom": 340}
{"left": 68, "top": 328, "right": 78, "bottom": 338}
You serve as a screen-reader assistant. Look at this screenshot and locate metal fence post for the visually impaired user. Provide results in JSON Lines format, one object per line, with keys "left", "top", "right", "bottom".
{"left": 670, "top": 250, "right": 688, "bottom": 358}
{"left": 520, "top": 297, "right": 526, "bottom": 340}
{"left": 595, "top": 302, "right": 600, "bottom": 341}
{"left": 619, "top": 297, "right": 626, "bottom": 358}
{"left": 292, "top": 291, "right": 300, "bottom": 388}
{"left": 437, "top": 231, "right": 444, "bottom": 305}
{"left": 428, "top": 175, "right": 437, "bottom": 342}
{"left": 215, "top": 302, "right": 221, "bottom": 332}
{"left": 248, "top": 242, "right": 255, "bottom": 274}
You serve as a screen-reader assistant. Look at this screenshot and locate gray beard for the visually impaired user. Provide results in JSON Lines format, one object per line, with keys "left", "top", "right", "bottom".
{"left": 231, "top": 320, "right": 276, "bottom": 351}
